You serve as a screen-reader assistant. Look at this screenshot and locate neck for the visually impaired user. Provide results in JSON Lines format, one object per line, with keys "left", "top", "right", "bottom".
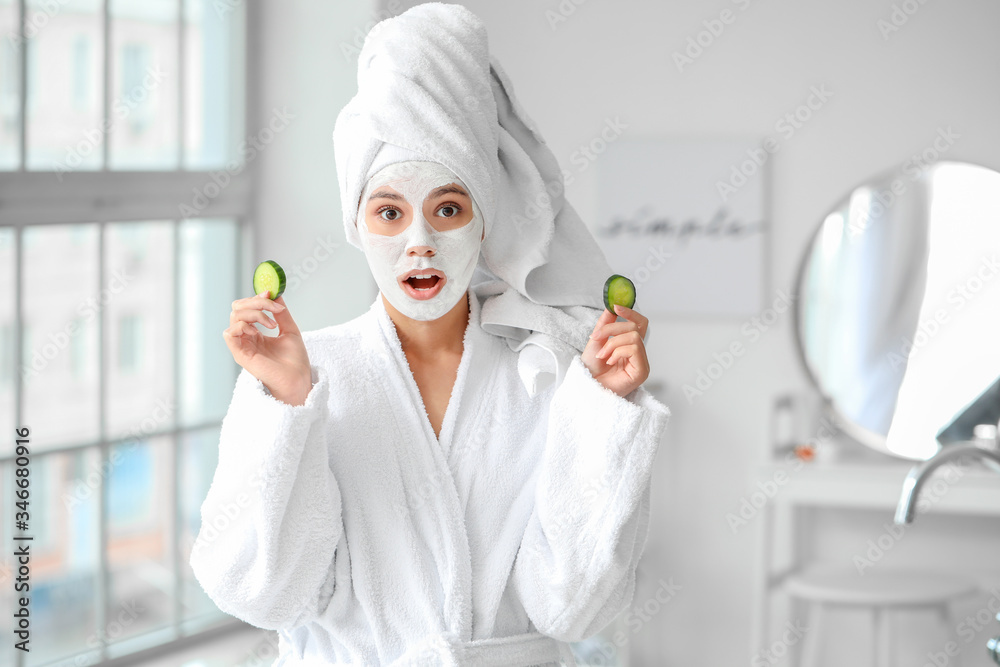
{"left": 383, "top": 291, "right": 470, "bottom": 361}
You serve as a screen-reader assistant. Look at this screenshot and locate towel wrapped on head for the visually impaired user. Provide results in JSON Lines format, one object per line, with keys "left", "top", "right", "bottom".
{"left": 333, "top": 1, "right": 615, "bottom": 396}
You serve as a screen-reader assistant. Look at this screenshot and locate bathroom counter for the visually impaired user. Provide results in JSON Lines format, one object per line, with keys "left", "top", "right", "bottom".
{"left": 755, "top": 458, "right": 1000, "bottom": 515}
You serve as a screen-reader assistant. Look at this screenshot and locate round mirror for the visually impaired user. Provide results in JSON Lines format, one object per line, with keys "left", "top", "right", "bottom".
{"left": 795, "top": 161, "right": 1000, "bottom": 460}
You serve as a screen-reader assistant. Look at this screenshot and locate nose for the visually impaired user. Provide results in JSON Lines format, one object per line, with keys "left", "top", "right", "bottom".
{"left": 405, "top": 215, "right": 436, "bottom": 257}
{"left": 407, "top": 244, "right": 435, "bottom": 257}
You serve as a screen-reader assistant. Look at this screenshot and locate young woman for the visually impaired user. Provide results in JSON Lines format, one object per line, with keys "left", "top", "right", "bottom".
{"left": 190, "top": 4, "right": 670, "bottom": 665}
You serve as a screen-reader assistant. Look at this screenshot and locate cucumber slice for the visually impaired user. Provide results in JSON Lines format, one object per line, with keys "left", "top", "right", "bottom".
{"left": 253, "top": 260, "right": 286, "bottom": 300}
{"left": 603, "top": 274, "right": 636, "bottom": 313}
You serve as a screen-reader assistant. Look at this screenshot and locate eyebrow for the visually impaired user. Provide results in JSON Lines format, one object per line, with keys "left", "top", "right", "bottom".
{"left": 369, "top": 189, "right": 405, "bottom": 202}
{"left": 428, "top": 185, "right": 470, "bottom": 199}
{"left": 368, "top": 185, "right": 470, "bottom": 203}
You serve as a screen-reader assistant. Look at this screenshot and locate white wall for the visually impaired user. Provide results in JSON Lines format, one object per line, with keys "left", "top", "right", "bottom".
{"left": 251, "top": 0, "right": 383, "bottom": 332}
{"left": 254, "top": 0, "right": 1000, "bottom": 664}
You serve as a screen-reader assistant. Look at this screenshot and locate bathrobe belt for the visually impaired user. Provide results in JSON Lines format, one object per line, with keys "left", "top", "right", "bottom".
{"left": 387, "top": 630, "right": 578, "bottom": 666}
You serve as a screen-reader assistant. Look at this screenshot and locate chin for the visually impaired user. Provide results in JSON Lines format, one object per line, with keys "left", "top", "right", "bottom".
{"left": 388, "top": 284, "right": 466, "bottom": 321}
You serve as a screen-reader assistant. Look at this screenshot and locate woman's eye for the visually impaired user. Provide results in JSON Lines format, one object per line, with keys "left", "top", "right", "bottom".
{"left": 378, "top": 208, "right": 401, "bottom": 222}
{"left": 437, "top": 205, "right": 459, "bottom": 218}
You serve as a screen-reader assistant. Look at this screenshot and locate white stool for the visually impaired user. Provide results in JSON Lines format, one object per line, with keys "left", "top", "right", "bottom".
{"left": 786, "top": 566, "right": 980, "bottom": 667}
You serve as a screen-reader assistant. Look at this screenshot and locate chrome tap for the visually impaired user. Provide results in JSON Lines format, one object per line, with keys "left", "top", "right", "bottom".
{"left": 894, "top": 423, "right": 1000, "bottom": 525}
{"left": 894, "top": 422, "right": 1000, "bottom": 663}
{"left": 989, "top": 623, "right": 1000, "bottom": 665}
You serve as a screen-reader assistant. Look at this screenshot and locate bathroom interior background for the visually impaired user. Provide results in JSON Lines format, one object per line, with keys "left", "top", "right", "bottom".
{"left": 3, "top": 0, "right": 999, "bottom": 665}
{"left": 251, "top": 0, "right": 1000, "bottom": 664}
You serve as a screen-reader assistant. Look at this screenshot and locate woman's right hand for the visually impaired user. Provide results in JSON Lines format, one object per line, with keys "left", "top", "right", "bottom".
{"left": 223, "top": 291, "right": 313, "bottom": 406}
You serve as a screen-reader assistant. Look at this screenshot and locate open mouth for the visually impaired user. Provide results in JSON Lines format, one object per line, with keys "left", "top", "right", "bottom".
{"left": 405, "top": 275, "right": 441, "bottom": 290}
{"left": 400, "top": 272, "right": 446, "bottom": 300}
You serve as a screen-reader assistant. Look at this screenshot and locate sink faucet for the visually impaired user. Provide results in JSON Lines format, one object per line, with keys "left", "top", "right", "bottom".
{"left": 894, "top": 423, "right": 1000, "bottom": 663}
{"left": 894, "top": 423, "right": 1000, "bottom": 525}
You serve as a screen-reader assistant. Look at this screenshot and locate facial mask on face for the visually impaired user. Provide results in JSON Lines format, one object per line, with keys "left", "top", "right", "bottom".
{"left": 357, "top": 160, "right": 484, "bottom": 321}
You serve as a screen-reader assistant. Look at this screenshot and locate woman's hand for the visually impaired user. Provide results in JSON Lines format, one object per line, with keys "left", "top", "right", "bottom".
{"left": 581, "top": 304, "right": 650, "bottom": 398}
{"left": 223, "top": 291, "right": 313, "bottom": 406}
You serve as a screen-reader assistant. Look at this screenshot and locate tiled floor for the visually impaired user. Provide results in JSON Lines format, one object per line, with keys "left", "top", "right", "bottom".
{"left": 139, "top": 624, "right": 278, "bottom": 667}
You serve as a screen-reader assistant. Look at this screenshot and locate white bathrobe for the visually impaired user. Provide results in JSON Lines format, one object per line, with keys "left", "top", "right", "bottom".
{"left": 189, "top": 287, "right": 670, "bottom": 666}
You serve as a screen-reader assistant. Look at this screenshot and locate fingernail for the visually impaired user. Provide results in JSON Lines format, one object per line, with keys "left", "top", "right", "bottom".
{"left": 614, "top": 304, "right": 624, "bottom": 312}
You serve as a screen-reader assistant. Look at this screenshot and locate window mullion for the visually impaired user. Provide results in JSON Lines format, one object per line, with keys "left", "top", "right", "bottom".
{"left": 0, "top": 171, "right": 254, "bottom": 226}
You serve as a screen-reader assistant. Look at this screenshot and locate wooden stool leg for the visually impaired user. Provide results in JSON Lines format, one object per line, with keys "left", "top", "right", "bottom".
{"left": 799, "top": 602, "right": 824, "bottom": 667}
{"left": 874, "top": 606, "right": 892, "bottom": 667}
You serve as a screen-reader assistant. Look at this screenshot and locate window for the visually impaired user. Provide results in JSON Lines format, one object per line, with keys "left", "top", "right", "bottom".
{"left": 106, "top": 439, "right": 154, "bottom": 529}
{"left": 0, "top": 0, "right": 254, "bottom": 664}
{"left": 0, "top": 324, "right": 10, "bottom": 382}
{"left": 117, "top": 220, "right": 148, "bottom": 260}
{"left": 120, "top": 42, "right": 151, "bottom": 134}
{"left": 0, "top": 31, "right": 16, "bottom": 134}
{"left": 24, "top": 36, "right": 37, "bottom": 114}
{"left": 121, "top": 42, "right": 148, "bottom": 94}
{"left": 0, "top": 0, "right": 17, "bottom": 166}
{"left": 72, "top": 35, "right": 91, "bottom": 111}
{"left": 117, "top": 314, "right": 141, "bottom": 373}
{"left": 70, "top": 316, "right": 88, "bottom": 379}
{"left": 19, "top": 323, "right": 31, "bottom": 380}
{"left": 0, "top": 37, "right": 15, "bottom": 98}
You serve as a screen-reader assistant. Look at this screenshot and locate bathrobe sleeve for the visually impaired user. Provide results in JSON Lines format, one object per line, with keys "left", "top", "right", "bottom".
{"left": 512, "top": 354, "right": 670, "bottom": 643}
{"left": 189, "top": 363, "right": 343, "bottom": 631}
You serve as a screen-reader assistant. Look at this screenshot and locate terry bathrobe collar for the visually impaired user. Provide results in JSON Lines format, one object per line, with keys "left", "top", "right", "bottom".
{"left": 368, "top": 283, "right": 486, "bottom": 453}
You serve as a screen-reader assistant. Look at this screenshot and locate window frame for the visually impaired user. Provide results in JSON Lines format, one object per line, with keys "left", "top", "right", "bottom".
{"left": 0, "top": 0, "right": 260, "bottom": 664}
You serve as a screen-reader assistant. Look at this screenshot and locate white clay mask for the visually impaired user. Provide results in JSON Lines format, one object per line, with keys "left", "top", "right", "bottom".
{"left": 356, "top": 160, "right": 484, "bottom": 321}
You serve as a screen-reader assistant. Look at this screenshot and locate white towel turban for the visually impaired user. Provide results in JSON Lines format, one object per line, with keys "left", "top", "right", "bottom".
{"left": 332, "top": 2, "right": 615, "bottom": 396}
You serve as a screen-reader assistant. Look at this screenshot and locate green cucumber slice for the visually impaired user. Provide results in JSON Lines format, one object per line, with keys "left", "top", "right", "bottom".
{"left": 253, "top": 260, "right": 286, "bottom": 300}
{"left": 603, "top": 274, "right": 636, "bottom": 313}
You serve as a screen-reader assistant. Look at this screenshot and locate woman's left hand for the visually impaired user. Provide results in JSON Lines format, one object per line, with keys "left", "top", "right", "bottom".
{"left": 582, "top": 304, "right": 650, "bottom": 398}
